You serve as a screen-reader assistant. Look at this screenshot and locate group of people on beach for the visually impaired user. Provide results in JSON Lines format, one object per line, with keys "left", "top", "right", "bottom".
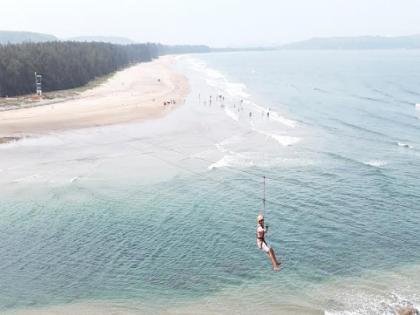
{"left": 163, "top": 99, "right": 176, "bottom": 106}
{"left": 198, "top": 93, "right": 271, "bottom": 119}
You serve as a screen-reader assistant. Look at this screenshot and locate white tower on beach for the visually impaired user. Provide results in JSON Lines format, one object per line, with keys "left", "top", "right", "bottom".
{"left": 35, "top": 72, "right": 42, "bottom": 96}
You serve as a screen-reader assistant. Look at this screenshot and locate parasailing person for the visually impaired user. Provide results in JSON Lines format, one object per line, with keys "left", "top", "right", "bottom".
{"left": 256, "top": 214, "right": 281, "bottom": 271}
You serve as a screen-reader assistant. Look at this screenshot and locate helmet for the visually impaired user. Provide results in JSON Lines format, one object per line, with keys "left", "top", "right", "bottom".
{"left": 257, "top": 214, "right": 264, "bottom": 222}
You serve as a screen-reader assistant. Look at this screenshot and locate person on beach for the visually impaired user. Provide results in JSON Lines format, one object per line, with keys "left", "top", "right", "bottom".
{"left": 257, "top": 214, "right": 281, "bottom": 271}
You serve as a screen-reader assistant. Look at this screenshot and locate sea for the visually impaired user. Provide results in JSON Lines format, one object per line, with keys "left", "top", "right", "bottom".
{"left": 1, "top": 50, "right": 420, "bottom": 314}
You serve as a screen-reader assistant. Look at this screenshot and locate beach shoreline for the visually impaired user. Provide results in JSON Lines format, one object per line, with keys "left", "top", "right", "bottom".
{"left": 0, "top": 56, "right": 189, "bottom": 141}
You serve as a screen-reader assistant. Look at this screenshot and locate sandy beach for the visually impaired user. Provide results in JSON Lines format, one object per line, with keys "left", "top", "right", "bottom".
{"left": 0, "top": 56, "right": 188, "bottom": 139}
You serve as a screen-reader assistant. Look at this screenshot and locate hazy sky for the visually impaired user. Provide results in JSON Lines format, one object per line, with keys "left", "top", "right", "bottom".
{"left": 2, "top": 0, "right": 420, "bottom": 47}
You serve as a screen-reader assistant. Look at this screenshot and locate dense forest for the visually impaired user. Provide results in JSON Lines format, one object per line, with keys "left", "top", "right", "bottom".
{"left": 0, "top": 41, "right": 210, "bottom": 97}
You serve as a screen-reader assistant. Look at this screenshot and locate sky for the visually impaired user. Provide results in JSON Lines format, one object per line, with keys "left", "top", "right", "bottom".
{"left": 1, "top": 0, "right": 420, "bottom": 47}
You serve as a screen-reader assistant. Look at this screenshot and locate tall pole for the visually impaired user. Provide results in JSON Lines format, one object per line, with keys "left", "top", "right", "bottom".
{"left": 35, "top": 72, "right": 42, "bottom": 96}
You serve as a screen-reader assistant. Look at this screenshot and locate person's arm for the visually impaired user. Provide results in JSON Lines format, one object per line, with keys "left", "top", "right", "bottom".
{"left": 258, "top": 225, "right": 268, "bottom": 235}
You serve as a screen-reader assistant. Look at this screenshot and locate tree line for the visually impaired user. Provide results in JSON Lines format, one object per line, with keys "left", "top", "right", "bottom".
{"left": 0, "top": 41, "right": 210, "bottom": 97}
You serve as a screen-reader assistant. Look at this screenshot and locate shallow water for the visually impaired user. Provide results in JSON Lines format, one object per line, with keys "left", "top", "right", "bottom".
{"left": 1, "top": 50, "right": 420, "bottom": 314}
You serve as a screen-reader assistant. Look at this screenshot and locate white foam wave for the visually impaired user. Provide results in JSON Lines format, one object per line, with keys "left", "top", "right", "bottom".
{"left": 216, "top": 136, "right": 244, "bottom": 150}
{"left": 208, "top": 154, "right": 313, "bottom": 170}
{"left": 208, "top": 155, "right": 233, "bottom": 169}
{"left": 251, "top": 123, "right": 300, "bottom": 146}
{"left": 225, "top": 81, "right": 250, "bottom": 98}
{"left": 269, "top": 134, "right": 301, "bottom": 146}
{"left": 415, "top": 103, "right": 420, "bottom": 110}
{"left": 208, "top": 153, "right": 255, "bottom": 170}
{"left": 224, "top": 107, "right": 239, "bottom": 121}
{"left": 69, "top": 176, "right": 80, "bottom": 183}
{"left": 245, "top": 100, "right": 297, "bottom": 128}
{"left": 12, "top": 174, "right": 43, "bottom": 183}
{"left": 205, "top": 68, "right": 225, "bottom": 79}
{"left": 324, "top": 293, "right": 419, "bottom": 315}
{"left": 269, "top": 111, "right": 297, "bottom": 128}
{"left": 364, "top": 160, "right": 388, "bottom": 167}
{"left": 186, "top": 58, "right": 226, "bottom": 83}
{"left": 397, "top": 142, "right": 414, "bottom": 149}
{"left": 185, "top": 57, "right": 207, "bottom": 71}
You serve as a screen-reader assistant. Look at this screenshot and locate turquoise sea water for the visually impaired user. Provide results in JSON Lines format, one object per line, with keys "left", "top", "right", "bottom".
{"left": 1, "top": 50, "right": 420, "bottom": 314}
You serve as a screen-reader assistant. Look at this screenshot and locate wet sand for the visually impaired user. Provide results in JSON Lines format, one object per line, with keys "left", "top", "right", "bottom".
{"left": 0, "top": 56, "right": 189, "bottom": 140}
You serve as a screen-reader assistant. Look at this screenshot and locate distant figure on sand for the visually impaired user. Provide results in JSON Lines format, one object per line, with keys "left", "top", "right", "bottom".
{"left": 257, "top": 214, "right": 281, "bottom": 271}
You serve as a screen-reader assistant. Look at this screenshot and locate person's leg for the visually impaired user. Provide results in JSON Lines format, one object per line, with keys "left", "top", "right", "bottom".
{"left": 262, "top": 242, "right": 280, "bottom": 270}
{"left": 268, "top": 248, "right": 280, "bottom": 270}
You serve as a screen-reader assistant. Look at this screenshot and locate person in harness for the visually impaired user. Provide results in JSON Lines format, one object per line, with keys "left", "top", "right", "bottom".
{"left": 257, "top": 214, "right": 281, "bottom": 271}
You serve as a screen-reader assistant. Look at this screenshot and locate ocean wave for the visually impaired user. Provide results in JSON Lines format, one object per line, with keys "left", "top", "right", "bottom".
{"left": 372, "top": 87, "right": 394, "bottom": 99}
{"left": 331, "top": 118, "right": 388, "bottom": 138}
{"left": 351, "top": 93, "right": 389, "bottom": 104}
{"left": 251, "top": 123, "right": 300, "bottom": 146}
{"left": 416, "top": 103, "right": 420, "bottom": 111}
{"left": 241, "top": 99, "right": 297, "bottom": 128}
{"left": 267, "top": 133, "right": 301, "bottom": 147}
{"left": 397, "top": 142, "right": 414, "bottom": 149}
{"left": 208, "top": 153, "right": 255, "bottom": 170}
{"left": 224, "top": 106, "right": 239, "bottom": 121}
{"left": 208, "top": 151, "right": 310, "bottom": 169}
{"left": 370, "top": 88, "right": 413, "bottom": 106}
{"left": 268, "top": 111, "right": 297, "bottom": 128}
{"left": 216, "top": 135, "right": 244, "bottom": 147}
{"left": 224, "top": 81, "right": 250, "bottom": 98}
{"left": 363, "top": 160, "right": 388, "bottom": 167}
{"left": 313, "top": 87, "right": 329, "bottom": 94}
{"left": 12, "top": 173, "right": 44, "bottom": 183}
{"left": 185, "top": 57, "right": 207, "bottom": 72}
{"left": 211, "top": 137, "right": 256, "bottom": 169}
{"left": 402, "top": 88, "right": 420, "bottom": 97}
{"left": 324, "top": 292, "right": 420, "bottom": 315}
{"left": 324, "top": 152, "right": 388, "bottom": 169}
{"left": 70, "top": 176, "right": 80, "bottom": 183}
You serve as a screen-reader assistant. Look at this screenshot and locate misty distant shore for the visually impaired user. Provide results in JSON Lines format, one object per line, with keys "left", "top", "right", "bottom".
{"left": 3, "top": 31, "right": 420, "bottom": 52}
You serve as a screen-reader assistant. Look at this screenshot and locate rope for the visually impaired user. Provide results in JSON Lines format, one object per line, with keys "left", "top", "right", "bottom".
{"left": 263, "top": 175, "right": 266, "bottom": 215}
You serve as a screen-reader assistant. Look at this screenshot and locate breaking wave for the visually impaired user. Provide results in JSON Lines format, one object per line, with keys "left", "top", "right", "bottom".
{"left": 363, "top": 160, "right": 388, "bottom": 167}
{"left": 397, "top": 142, "right": 414, "bottom": 149}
